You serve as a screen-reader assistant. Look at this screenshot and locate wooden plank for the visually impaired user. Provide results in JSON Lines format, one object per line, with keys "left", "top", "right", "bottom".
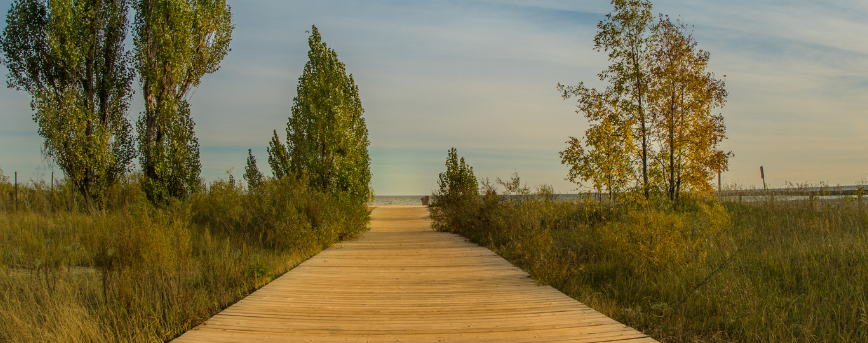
{"left": 173, "top": 206, "right": 656, "bottom": 342}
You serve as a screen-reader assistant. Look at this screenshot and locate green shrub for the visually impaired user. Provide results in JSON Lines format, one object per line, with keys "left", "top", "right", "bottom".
{"left": 0, "top": 173, "right": 369, "bottom": 342}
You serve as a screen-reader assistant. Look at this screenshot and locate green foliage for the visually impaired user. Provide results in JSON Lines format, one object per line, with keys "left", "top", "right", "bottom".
{"left": 436, "top": 148, "right": 479, "bottom": 201}
{"left": 0, "top": 174, "right": 369, "bottom": 342}
{"left": 267, "top": 129, "right": 291, "bottom": 180}
{"left": 431, "top": 180, "right": 868, "bottom": 342}
{"left": 430, "top": 148, "right": 479, "bottom": 233}
{"left": 276, "top": 25, "right": 373, "bottom": 203}
{"left": 243, "top": 149, "right": 264, "bottom": 190}
{"left": 0, "top": 0, "right": 136, "bottom": 207}
{"left": 133, "top": 0, "right": 233, "bottom": 203}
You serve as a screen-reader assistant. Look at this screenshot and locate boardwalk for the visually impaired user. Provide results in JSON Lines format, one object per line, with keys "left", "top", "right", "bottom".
{"left": 174, "top": 206, "right": 655, "bottom": 342}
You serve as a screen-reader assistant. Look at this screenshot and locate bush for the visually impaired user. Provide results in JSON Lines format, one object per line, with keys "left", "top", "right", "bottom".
{"left": 431, "top": 174, "right": 868, "bottom": 342}
{"left": 0, "top": 173, "right": 369, "bottom": 342}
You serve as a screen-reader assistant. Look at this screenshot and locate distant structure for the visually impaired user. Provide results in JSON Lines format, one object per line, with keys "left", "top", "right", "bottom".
{"left": 421, "top": 196, "right": 430, "bottom": 206}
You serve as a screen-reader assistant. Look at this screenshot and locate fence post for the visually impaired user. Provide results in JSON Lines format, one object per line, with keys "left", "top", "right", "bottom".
{"left": 859, "top": 187, "right": 864, "bottom": 209}
{"left": 14, "top": 171, "right": 18, "bottom": 211}
{"left": 717, "top": 172, "right": 721, "bottom": 200}
{"left": 51, "top": 171, "right": 54, "bottom": 211}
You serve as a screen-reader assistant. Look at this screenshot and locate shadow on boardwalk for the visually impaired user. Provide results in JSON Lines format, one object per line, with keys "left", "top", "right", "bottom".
{"left": 174, "top": 206, "right": 655, "bottom": 342}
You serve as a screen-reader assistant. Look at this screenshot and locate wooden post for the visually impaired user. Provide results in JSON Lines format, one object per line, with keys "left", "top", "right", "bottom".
{"left": 717, "top": 172, "right": 721, "bottom": 193}
{"left": 717, "top": 172, "right": 721, "bottom": 199}
{"left": 760, "top": 166, "right": 766, "bottom": 191}
{"left": 858, "top": 187, "right": 864, "bottom": 209}
{"left": 14, "top": 171, "right": 18, "bottom": 211}
{"left": 51, "top": 171, "right": 54, "bottom": 211}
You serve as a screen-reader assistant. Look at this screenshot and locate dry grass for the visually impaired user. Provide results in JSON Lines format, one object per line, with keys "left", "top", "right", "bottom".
{"left": 431, "top": 183, "right": 868, "bottom": 342}
{"left": 0, "top": 172, "right": 369, "bottom": 342}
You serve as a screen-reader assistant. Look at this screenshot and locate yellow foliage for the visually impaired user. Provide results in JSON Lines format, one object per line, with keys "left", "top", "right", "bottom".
{"left": 599, "top": 201, "right": 730, "bottom": 271}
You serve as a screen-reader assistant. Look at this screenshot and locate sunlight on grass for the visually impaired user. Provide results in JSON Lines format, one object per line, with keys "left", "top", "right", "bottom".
{"left": 431, "top": 180, "right": 868, "bottom": 342}
{"left": 0, "top": 173, "right": 369, "bottom": 342}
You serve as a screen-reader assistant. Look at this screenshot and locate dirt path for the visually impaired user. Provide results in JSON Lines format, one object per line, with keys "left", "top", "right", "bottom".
{"left": 173, "top": 206, "right": 655, "bottom": 342}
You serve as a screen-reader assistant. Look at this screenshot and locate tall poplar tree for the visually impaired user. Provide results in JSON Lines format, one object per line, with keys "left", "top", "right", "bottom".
{"left": 648, "top": 16, "right": 730, "bottom": 200}
{"left": 0, "top": 0, "right": 136, "bottom": 207}
{"left": 269, "top": 26, "right": 372, "bottom": 203}
{"left": 133, "top": 0, "right": 233, "bottom": 202}
{"left": 591, "top": 0, "right": 656, "bottom": 198}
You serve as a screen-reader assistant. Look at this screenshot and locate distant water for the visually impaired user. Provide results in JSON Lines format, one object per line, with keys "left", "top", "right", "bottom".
{"left": 371, "top": 194, "right": 587, "bottom": 206}
{"left": 371, "top": 195, "right": 428, "bottom": 206}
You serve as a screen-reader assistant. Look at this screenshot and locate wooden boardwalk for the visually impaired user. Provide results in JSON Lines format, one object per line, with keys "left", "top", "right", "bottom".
{"left": 174, "top": 206, "right": 655, "bottom": 342}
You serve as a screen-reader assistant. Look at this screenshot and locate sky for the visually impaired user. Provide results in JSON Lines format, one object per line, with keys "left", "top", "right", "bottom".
{"left": 1, "top": 0, "right": 866, "bottom": 195}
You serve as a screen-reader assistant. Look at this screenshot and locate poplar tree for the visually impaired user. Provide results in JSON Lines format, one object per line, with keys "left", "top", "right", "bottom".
{"left": 0, "top": 0, "right": 136, "bottom": 207}
{"left": 590, "top": 0, "right": 656, "bottom": 198}
{"left": 270, "top": 26, "right": 372, "bottom": 202}
{"left": 133, "top": 0, "right": 233, "bottom": 202}
{"left": 648, "top": 16, "right": 730, "bottom": 200}
{"left": 243, "top": 149, "right": 263, "bottom": 190}
{"left": 267, "top": 129, "right": 290, "bottom": 180}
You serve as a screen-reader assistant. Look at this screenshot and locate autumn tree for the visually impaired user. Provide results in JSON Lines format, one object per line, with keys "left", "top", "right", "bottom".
{"left": 648, "top": 16, "right": 731, "bottom": 200}
{"left": 558, "top": 85, "right": 635, "bottom": 195}
{"left": 593, "top": 0, "right": 656, "bottom": 199}
{"left": 134, "top": 0, "right": 233, "bottom": 202}
{"left": 0, "top": 0, "right": 136, "bottom": 207}
{"left": 560, "top": 1, "right": 731, "bottom": 202}
{"left": 269, "top": 26, "right": 373, "bottom": 203}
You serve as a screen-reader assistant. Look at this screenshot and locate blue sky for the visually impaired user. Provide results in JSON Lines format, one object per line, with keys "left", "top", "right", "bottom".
{"left": 1, "top": 0, "right": 866, "bottom": 195}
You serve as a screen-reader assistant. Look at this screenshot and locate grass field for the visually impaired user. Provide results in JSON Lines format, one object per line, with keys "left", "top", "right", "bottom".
{"left": 431, "top": 183, "right": 868, "bottom": 342}
{"left": 0, "top": 173, "right": 369, "bottom": 342}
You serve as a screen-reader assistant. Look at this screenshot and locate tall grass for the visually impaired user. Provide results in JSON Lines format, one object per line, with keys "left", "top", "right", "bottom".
{"left": 0, "top": 171, "right": 369, "bottom": 342}
{"left": 431, "top": 179, "right": 868, "bottom": 342}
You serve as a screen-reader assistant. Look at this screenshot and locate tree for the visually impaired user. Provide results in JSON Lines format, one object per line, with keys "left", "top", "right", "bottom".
{"left": 271, "top": 26, "right": 372, "bottom": 202}
{"left": 435, "top": 148, "right": 479, "bottom": 203}
{"left": 558, "top": 84, "right": 635, "bottom": 196}
{"left": 1, "top": 0, "right": 136, "bottom": 207}
{"left": 243, "top": 149, "right": 263, "bottom": 190}
{"left": 266, "top": 129, "right": 290, "bottom": 179}
{"left": 133, "top": 0, "right": 233, "bottom": 202}
{"left": 590, "top": 0, "right": 656, "bottom": 198}
{"left": 560, "top": 1, "right": 731, "bottom": 202}
{"left": 648, "top": 16, "right": 730, "bottom": 200}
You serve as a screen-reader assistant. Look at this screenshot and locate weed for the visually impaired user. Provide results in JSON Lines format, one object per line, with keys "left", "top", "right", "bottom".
{"left": 0, "top": 173, "right": 369, "bottom": 342}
